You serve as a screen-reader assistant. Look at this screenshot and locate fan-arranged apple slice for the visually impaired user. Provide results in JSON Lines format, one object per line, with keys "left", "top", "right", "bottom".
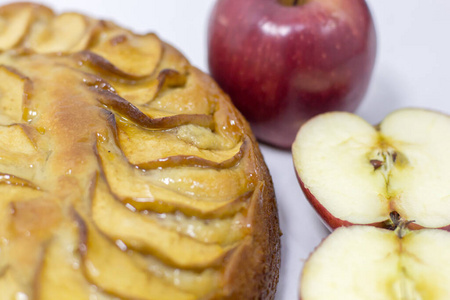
{"left": 116, "top": 118, "right": 246, "bottom": 169}
{"left": 0, "top": 267, "right": 23, "bottom": 299}
{"left": 91, "top": 175, "right": 232, "bottom": 269}
{"left": 131, "top": 253, "right": 220, "bottom": 296}
{"left": 117, "top": 68, "right": 187, "bottom": 107}
{"left": 0, "top": 124, "right": 49, "bottom": 183}
{"left": 0, "top": 125, "right": 37, "bottom": 156}
{"left": 140, "top": 67, "right": 219, "bottom": 114}
{"left": 75, "top": 212, "right": 196, "bottom": 300}
{"left": 109, "top": 43, "right": 190, "bottom": 105}
{"left": 34, "top": 227, "right": 92, "bottom": 300}
{"left": 293, "top": 108, "right": 450, "bottom": 230}
{"left": 0, "top": 3, "right": 34, "bottom": 50}
{"left": 0, "top": 199, "right": 59, "bottom": 299}
{"left": 0, "top": 181, "right": 42, "bottom": 202}
{"left": 86, "top": 23, "right": 162, "bottom": 78}
{"left": 90, "top": 83, "right": 214, "bottom": 130}
{"left": 27, "top": 12, "right": 93, "bottom": 53}
{"left": 0, "top": 66, "right": 30, "bottom": 124}
{"left": 299, "top": 224, "right": 450, "bottom": 300}
{"left": 97, "top": 141, "right": 253, "bottom": 218}
{"left": 142, "top": 210, "right": 248, "bottom": 246}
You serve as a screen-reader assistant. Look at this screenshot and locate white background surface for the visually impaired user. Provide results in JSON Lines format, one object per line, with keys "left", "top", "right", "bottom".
{"left": 7, "top": 0, "right": 450, "bottom": 299}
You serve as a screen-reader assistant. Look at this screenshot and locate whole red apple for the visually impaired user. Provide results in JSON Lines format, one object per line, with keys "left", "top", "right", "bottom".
{"left": 208, "top": 0, "right": 376, "bottom": 149}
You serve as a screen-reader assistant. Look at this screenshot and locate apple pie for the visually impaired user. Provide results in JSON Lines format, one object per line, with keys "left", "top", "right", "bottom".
{"left": 0, "top": 3, "right": 281, "bottom": 299}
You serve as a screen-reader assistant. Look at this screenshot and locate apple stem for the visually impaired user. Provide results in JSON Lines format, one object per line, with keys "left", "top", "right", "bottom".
{"left": 389, "top": 211, "right": 415, "bottom": 239}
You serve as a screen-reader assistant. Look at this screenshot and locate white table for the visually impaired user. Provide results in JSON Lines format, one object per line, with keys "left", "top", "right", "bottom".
{"left": 22, "top": 0, "right": 450, "bottom": 298}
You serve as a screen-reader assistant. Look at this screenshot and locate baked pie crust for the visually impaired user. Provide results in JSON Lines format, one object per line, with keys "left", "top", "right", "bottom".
{"left": 0, "top": 2, "right": 281, "bottom": 299}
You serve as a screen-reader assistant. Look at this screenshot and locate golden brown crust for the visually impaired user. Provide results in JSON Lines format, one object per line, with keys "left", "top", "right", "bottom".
{"left": 0, "top": 2, "right": 280, "bottom": 299}
{"left": 220, "top": 109, "right": 281, "bottom": 300}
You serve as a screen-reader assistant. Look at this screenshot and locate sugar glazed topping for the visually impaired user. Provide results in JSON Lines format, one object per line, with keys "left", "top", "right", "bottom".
{"left": 0, "top": 3, "right": 280, "bottom": 299}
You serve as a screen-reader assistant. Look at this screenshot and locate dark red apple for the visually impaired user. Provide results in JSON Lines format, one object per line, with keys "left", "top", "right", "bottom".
{"left": 208, "top": 0, "right": 377, "bottom": 149}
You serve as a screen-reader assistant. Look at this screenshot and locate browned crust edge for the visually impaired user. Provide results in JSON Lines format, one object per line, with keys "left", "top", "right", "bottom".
{"left": 208, "top": 91, "right": 282, "bottom": 299}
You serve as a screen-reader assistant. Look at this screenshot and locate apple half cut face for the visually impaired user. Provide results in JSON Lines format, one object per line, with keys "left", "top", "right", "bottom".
{"left": 299, "top": 225, "right": 450, "bottom": 300}
{"left": 293, "top": 108, "right": 450, "bottom": 230}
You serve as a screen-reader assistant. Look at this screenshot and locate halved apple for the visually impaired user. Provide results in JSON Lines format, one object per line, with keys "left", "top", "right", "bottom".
{"left": 293, "top": 109, "right": 450, "bottom": 230}
{"left": 299, "top": 225, "right": 450, "bottom": 299}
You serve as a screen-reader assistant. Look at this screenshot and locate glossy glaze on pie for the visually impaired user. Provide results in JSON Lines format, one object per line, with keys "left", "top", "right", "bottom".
{"left": 0, "top": 3, "right": 281, "bottom": 299}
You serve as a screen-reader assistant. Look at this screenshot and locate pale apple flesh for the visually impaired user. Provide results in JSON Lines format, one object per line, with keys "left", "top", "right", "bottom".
{"left": 293, "top": 109, "right": 450, "bottom": 230}
{"left": 300, "top": 226, "right": 450, "bottom": 299}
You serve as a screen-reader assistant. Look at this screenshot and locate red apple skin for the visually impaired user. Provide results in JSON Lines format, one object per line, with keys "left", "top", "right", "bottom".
{"left": 208, "top": 0, "right": 377, "bottom": 148}
{"left": 295, "top": 171, "right": 384, "bottom": 230}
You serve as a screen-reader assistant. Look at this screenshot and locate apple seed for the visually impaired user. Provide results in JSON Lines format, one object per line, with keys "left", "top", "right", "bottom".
{"left": 369, "top": 159, "right": 383, "bottom": 170}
